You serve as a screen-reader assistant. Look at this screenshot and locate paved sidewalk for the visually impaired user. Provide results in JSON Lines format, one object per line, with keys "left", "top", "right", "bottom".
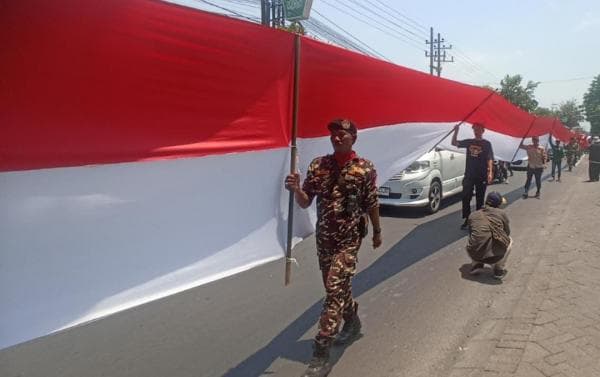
{"left": 449, "top": 158, "right": 600, "bottom": 377}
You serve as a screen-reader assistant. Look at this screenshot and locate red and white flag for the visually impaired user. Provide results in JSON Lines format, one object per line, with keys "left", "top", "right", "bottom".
{"left": 1, "top": 0, "right": 298, "bottom": 349}
{"left": 0, "top": 0, "right": 566, "bottom": 348}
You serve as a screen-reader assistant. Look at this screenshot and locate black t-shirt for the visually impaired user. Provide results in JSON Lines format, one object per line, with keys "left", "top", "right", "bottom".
{"left": 590, "top": 143, "right": 600, "bottom": 162}
{"left": 457, "top": 139, "right": 494, "bottom": 179}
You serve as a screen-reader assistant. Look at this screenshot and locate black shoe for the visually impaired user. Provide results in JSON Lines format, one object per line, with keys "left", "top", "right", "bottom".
{"left": 493, "top": 268, "right": 508, "bottom": 280}
{"left": 301, "top": 343, "right": 332, "bottom": 377}
{"left": 301, "top": 357, "right": 332, "bottom": 377}
{"left": 535, "top": 192, "right": 540, "bottom": 199}
{"left": 460, "top": 220, "right": 468, "bottom": 230}
{"left": 522, "top": 193, "right": 528, "bottom": 199}
{"left": 334, "top": 314, "right": 362, "bottom": 346}
{"left": 469, "top": 262, "right": 485, "bottom": 275}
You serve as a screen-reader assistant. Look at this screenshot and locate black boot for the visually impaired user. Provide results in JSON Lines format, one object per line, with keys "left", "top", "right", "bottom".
{"left": 334, "top": 309, "right": 362, "bottom": 346}
{"left": 301, "top": 342, "right": 332, "bottom": 377}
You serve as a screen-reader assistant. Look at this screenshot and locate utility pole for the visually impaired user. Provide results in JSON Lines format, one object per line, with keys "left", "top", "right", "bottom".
{"left": 271, "top": 0, "right": 285, "bottom": 27}
{"left": 261, "top": 0, "right": 285, "bottom": 27}
{"left": 260, "top": 0, "right": 270, "bottom": 26}
{"left": 425, "top": 27, "right": 434, "bottom": 75}
{"left": 425, "top": 28, "right": 454, "bottom": 77}
{"left": 435, "top": 33, "right": 453, "bottom": 77}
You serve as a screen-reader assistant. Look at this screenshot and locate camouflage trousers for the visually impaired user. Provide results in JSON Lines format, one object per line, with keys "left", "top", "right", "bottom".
{"left": 315, "top": 238, "right": 362, "bottom": 347}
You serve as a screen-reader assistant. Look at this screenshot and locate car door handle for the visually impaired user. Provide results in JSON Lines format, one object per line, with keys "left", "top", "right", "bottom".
{"left": 450, "top": 154, "right": 455, "bottom": 160}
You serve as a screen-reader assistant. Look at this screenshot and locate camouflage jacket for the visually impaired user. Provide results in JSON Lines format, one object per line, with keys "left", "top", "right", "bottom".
{"left": 467, "top": 207, "right": 511, "bottom": 263}
{"left": 302, "top": 154, "right": 378, "bottom": 245}
{"left": 565, "top": 143, "right": 578, "bottom": 156}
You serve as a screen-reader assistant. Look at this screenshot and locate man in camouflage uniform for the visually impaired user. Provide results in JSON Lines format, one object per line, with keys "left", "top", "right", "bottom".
{"left": 566, "top": 137, "right": 578, "bottom": 171}
{"left": 285, "top": 119, "right": 382, "bottom": 377}
{"left": 466, "top": 191, "right": 512, "bottom": 280}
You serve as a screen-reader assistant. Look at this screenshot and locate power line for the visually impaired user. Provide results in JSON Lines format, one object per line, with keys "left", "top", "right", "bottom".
{"left": 466, "top": 75, "right": 597, "bottom": 88}
{"left": 194, "top": 0, "right": 259, "bottom": 22}
{"left": 306, "top": 17, "right": 375, "bottom": 57}
{"left": 187, "top": 0, "right": 502, "bottom": 85}
{"left": 375, "top": 1, "right": 500, "bottom": 82}
{"left": 310, "top": 9, "right": 390, "bottom": 60}
{"left": 365, "top": 4, "right": 501, "bottom": 84}
{"left": 437, "top": 48, "right": 499, "bottom": 85}
{"left": 182, "top": 0, "right": 503, "bottom": 85}
{"left": 538, "top": 76, "right": 595, "bottom": 84}
{"left": 371, "top": 0, "right": 429, "bottom": 33}
{"left": 337, "top": 0, "right": 426, "bottom": 48}
{"left": 347, "top": 0, "right": 428, "bottom": 42}
{"left": 318, "top": 0, "right": 425, "bottom": 52}
{"left": 453, "top": 47, "right": 500, "bottom": 82}
{"left": 452, "top": 64, "right": 486, "bottom": 82}
{"left": 321, "top": 0, "right": 492, "bottom": 80}
{"left": 192, "top": 0, "right": 387, "bottom": 60}
{"left": 341, "top": 0, "right": 500, "bottom": 82}
{"left": 359, "top": 2, "right": 490, "bottom": 80}
{"left": 190, "top": 0, "right": 498, "bottom": 83}
{"left": 222, "top": 0, "right": 260, "bottom": 10}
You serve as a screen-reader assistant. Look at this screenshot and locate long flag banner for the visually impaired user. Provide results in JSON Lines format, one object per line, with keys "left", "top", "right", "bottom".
{"left": 1, "top": 0, "right": 297, "bottom": 349}
{"left": 0, "top": 0, "right": 569, "bottom": 348}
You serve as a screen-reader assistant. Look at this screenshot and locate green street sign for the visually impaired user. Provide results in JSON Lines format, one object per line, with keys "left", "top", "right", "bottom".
{"left": 283, "top": 0, "right": 313, "bottom": 21}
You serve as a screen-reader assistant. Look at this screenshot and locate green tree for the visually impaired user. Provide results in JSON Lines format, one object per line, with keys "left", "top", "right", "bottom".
{"left": 498, "top": 74, "right": 539, "bottom": 112}
{"left": 533, "top": 106, "right": 556, "bottom": 117}
{"left": 583, "top": 75, "right": 600, "bottom": 135}
{"left": 556, "top": 100, "right": 585, "bottom": 129}
{"left": 277, "top": 21, "right": 306, "bottom": 35}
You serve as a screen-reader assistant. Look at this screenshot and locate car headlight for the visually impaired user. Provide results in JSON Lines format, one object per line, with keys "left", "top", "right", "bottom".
{"left": 404, "top": 161, "right": 430, "bottom": 173}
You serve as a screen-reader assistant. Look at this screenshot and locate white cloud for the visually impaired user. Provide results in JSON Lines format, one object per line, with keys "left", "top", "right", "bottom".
{"left": 545, "top": 0, "right": 560, "bottom": 12}
{"left": 574, "top": 12, "right": 600, "bottom": 32}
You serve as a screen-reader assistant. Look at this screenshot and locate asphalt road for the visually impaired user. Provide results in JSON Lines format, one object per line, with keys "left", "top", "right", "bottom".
{"left": 0, "top": 168, "right": 575, "bottom": 377}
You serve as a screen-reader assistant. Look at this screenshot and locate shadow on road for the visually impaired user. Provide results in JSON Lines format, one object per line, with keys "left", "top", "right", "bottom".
{"left": 223, "top": 174, "right": 558, "bottom": 377}
{"left": 458, "top": 264, "right": 503, "bottom": 285}
{"left": 380, "top": 194, "right": 463, "bottom": 219}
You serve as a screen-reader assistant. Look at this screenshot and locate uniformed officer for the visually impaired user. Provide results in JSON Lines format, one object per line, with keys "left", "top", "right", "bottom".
{"left": 285, "top": 119, "right": 382, "bottom": 377}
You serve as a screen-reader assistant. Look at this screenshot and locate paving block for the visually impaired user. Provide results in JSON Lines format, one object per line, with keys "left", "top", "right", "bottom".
{"left": 497, "top": 340, "right": 527, "bottom": 350}
{"left": 544, "top": 351, "right": 568, "bottom": 366}
{"left": 514, "top": 361, "right": 547, "bottom": 377}
{"left": 472, "top": 320, "right": 508, "bottom": 341}
{"left": 522, "top": 342, "right": 551, "bottom": 363}
{"left": 531, "top": 359, "right": 562, "bottom": 376}
{"left": 447, "top": 368, "right": 481, "bottom": 377}
{"left": 454, "top": 341, "right": 498, "bottom": 369}
{"left": 535, "top": 311, "right": 559, "bottom": 326}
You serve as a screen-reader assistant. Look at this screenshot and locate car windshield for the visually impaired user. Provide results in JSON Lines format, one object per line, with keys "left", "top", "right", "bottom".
{"left": 405, "top": 161, "right": 430, "bottom": 172}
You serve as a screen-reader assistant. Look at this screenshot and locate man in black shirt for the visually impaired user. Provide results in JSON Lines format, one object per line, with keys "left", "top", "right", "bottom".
{"left": 452, "top": 123, "right": 494, "bottom": 229}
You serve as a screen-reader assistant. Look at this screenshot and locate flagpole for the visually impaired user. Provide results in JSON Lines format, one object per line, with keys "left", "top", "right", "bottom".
{"left": 545, "top": 118, "right": 557, "bottom": 148}
{"left": 285, "top": 34, "right": 301, "bottom": 286}
{"left": 428, "top": 91, "right": 496, "bottom": 152}
{"left": 510, "top": 117, "right": 537, "bottom": 163}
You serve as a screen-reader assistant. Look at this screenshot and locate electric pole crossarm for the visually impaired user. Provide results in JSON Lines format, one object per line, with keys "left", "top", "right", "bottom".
{"left": 425, "top": 27, "right": 454, "bottom": 77}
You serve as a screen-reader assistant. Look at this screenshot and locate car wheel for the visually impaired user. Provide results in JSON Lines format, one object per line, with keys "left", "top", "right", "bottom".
{"left": 427, "top": 181, "right": 442, "bottom": 214}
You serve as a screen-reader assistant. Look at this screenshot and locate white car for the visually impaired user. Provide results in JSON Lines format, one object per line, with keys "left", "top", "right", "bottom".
{"left": 378, "top": 148, "right": 466, "bottom": 214}
{"left": 509, "top": 159, "right": 526, "bottom": 170}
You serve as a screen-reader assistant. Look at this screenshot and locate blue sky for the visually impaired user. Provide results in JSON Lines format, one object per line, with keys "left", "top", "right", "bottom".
{"left": 172, "top": 0, "right": 599, "bottom": 130}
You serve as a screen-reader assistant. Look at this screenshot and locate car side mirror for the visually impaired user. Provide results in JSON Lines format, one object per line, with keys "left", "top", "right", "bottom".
{"left": 434, "top": 147, "right": 443, "bottom": 152}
